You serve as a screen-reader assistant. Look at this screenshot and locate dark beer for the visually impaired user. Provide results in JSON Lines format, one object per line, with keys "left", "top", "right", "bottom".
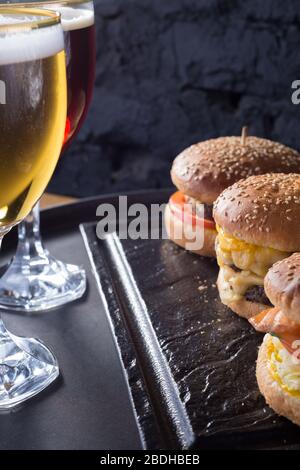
{"left": 61, "top": 4, "right": 95, "bottom": 147}
{"left": 6, "top": 1, "right": 96, "bottom": 149}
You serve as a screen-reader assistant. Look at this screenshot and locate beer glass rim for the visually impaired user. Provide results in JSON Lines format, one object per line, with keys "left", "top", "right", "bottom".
{"left": 8, "top": 0, "right": 93, "bottom": 7}
{"left": 0, "top": 7, "right": 61, "bottom": 31}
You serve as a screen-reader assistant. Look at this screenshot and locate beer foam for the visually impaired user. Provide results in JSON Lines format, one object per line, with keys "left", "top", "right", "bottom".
{"left": 58, "top": 7, "right": 94, "bottom": 32}
{"left": 0, "top": 17, "right": 64, "bottom": 66}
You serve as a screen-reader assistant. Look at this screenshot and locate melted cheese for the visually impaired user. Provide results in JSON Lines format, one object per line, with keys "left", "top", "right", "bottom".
{"left": 218, "top": 265, "right": 264, "bottom": 303}
{"left": 216, "top": 226, "right": 288, "bottom": 277}
{"left": 267, "top": 334, "right": 300, "bottom": 397}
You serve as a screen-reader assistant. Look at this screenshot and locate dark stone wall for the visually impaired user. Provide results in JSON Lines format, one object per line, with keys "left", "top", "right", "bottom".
{"left": 49, "top": 0, "right": 300, "bottom": 197}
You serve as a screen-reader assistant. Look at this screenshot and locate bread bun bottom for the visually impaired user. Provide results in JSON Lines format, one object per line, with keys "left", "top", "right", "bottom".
{"left": 221, "top": 296, "right": 269, "bottom": 319}
{"left": 164, "top": 203, "right": 216, "bottom": 258}
{"left": 257, "top": 335, "right": 300, "bottom": 426}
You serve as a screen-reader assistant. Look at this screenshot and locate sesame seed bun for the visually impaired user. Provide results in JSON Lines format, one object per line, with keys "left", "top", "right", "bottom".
{"left": 164, "top": 204, "right": 216, "bottom": 257}
{"left": 213, "top": 173, "right": 300, "bottom": 252}
{"left": 171, "top": 137, "right": 300, "bottom": 204}
{"left": 264, "top": 253, "right": 300, "bottom": 324}
{"left": 257, "top": 335, "right": 300, "bottom": 427}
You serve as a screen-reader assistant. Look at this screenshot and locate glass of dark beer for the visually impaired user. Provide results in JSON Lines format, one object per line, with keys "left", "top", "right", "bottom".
{"left": 0, "top": 0, "right": 96, "bottom": 311}
{"left": 0, "top": 7, "right": 67, "bottom": 407}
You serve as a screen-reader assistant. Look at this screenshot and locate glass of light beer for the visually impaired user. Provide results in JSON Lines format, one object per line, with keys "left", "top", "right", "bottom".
{"left": 0, "top": 0, "right": 96, "bottom": 312}
{"left": 0, "top": 7, "right": 67, "bottom": 407}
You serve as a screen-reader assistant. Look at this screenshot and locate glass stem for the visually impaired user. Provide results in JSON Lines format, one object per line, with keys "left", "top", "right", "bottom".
{"left": 16, "top": 202, "right": 47, "bottom": 261}
{"left": 0, "top": 315, "right": 9, "bottom": 337}
{"left": 0, "top": 311, "right": 13, "bottom": 354}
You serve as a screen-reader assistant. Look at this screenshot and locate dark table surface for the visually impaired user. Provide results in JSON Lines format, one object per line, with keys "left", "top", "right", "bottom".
{"left": 0, "top": 228, "right": 142, "bottom": 450}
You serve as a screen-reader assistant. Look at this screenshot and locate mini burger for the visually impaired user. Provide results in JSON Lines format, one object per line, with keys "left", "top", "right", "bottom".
{"left": 165, "top": 131, "right": 300, "bottom": 257}
{"left": 250, "top": 253, "right": 300, "bottom": 426}
{"left": 213, "top": 173, "right": 300, "bottom": 318}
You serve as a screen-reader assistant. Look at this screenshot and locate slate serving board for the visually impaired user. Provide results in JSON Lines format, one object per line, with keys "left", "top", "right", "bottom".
{"left": 81, "top": 213, "right": 300, "bottom": 450}
{"left": 0, "top": 194, "right": 149, "bottom": 451}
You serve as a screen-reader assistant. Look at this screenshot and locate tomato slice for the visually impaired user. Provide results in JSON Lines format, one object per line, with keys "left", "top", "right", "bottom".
{"left": 277, "top": 333, "right": 300, "bottom": 360}
{"left": 250, "top": 308, "right": 300, "bottom": 336}
{"left": 250, "top": 308, "right": 300, "bottom": 358}
{"left": 169, "top": 191, "right": 216, "bottom": 231}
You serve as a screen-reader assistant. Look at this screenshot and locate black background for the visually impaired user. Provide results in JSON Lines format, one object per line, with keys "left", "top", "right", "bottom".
{"left": 48, "top": 0, "right": 300, "bottom": 197}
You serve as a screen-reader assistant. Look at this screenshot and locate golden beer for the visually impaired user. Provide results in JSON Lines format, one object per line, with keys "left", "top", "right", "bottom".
{"left": 0, "top": 4, "right": 87, "bottom": 313}
{"left": 0, "top": 9, "right": 67, "bottom": 226}
{"left": 0, "top": 7, "right": 66, "bottom": 410}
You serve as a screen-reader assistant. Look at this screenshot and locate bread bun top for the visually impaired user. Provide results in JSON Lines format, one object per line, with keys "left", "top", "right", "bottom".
{"left": 265, "top": 253, "right": 300, "bottom": 322}
{"left": 213, "top": 173, "right": 300, "bottom": 252}
{"left": 171, "top": 136, "right": 300, "bottom": 204}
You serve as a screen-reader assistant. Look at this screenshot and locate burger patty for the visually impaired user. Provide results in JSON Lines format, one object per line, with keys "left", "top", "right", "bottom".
{"left": 245, "top": 285, "right": 273, "bottom": 307}
{"left": 203, "top": 204, "right": 214, "bottom": 221}
{"left": 185, "top": 196, "right": 214, "bottom": 221}
{"left": 230, "top": 264, "right": 242, "bottom": 273}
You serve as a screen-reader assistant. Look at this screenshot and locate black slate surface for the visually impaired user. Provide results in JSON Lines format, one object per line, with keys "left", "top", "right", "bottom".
{"left": 81, "top": 222, "right": 300, "bottom": 449}
{"left": 0, "top": 197, "right": 143, "bottom": 450}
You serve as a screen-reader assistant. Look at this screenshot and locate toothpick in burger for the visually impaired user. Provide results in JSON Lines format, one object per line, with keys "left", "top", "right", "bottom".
{"left": 165, "top": 130, "right": 300, "bottom": 257}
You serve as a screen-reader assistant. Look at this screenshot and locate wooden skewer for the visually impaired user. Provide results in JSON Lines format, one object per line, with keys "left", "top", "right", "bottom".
{"left": 241, "top": 126, "right": 248, "bottom": 145}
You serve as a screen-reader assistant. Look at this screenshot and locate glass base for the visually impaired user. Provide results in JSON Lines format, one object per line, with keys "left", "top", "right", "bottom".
{"left": 0, "top": 325, "right": 59, "bottom": 409}
{"left": 0, "top": 253, "right": 86, "bottom": 312}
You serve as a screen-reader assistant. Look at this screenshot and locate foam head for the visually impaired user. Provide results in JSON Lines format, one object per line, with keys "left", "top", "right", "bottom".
{"left": 0, "top": 13, "right": 64, "bottom": 65}
{"left": 53, "top": 5, "right": 94, "bottom": 32}
{"left": 39, "top": 3, "right": 95, "bottom": 31}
